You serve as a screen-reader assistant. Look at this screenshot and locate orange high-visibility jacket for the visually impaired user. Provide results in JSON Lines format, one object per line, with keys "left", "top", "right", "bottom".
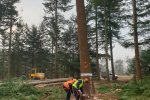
{"left": 63, "top": 79, "right": 76, "bottom": 89}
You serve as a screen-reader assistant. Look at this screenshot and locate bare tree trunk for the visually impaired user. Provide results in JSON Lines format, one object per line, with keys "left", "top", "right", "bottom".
{"left": 95, "top": 5, "right": 101, "bottom": 80}
{"left": 110, "top": 36, "right": 115, "bottom": 80}
{"left": 54, "top": 0, "right": 58, "bottom": 78}
{"left": 8, "top": 12, "right": 13, "bottom": 79}
{"left": 2, "top": 38, "right": 6, "bottom": 79}
{"left": 104, "top": 3, "right": 110, "bottom": 82}
{"left": 76, "top": 0, "right": 95, "bottom": 96}
{"left": 51, "top": 40, "right": 54, "bottom": 79}
{"left": 108, "top": 11, "right": 115, "bottom": 80}
{"left": 132, "top": 0, "right": 142, "bottom": 80}
{"left": 31, "top": 48, "right": 35, "bottom": 68}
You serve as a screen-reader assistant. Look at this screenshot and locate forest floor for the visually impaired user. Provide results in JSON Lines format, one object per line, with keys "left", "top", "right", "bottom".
{"left": 38, "top": 75, "right": 132, "bottom": 100}
{"left": 70, "top": 75, "right": 132, "bottom": 100}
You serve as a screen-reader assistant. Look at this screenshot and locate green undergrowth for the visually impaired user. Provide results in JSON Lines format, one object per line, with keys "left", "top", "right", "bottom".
{"left": 41, "top": 86, "right": 65, "bottom": 100}
{"left": 97, "top": 76, "right": 150, "bottom": 100}
{"left": 0, "top": 77, "right": 65, "bottom": 100}
{"left": 0, "top": 78, "right": 43, "bottom": 100}
{"left": 97, "top": 85, "right": 111, "bottom": 93}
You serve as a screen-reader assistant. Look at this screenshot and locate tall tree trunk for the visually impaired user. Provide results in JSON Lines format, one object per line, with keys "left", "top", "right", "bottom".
{"left": 76, "top": 0, "right": 95, "bottom": 96}
{"left": 132, "top": 0, "right": 142, "bottom": 80}
{"left": 95, "top": 5, "right": 101, "bottom": 80}
{"left": 2, "top": 38, "right": 6, "bottom": 79}
{"left": 31, "top": 48, "right": 35, "bottom": 68}
{"left": 16, "top": 34, "right": 20, "bottom": 77}
{"left": 108, "top": 3, "right": 115, "bottom": 80}
{"left": 8, "top": 12, "right": 13, "bottom": 79}
{"left": 54, "top": 0, "right": 58, "bottom": 78}
{"left": 104, "top": 2, "right": 110, "bottom": 82}
{"left": 51, "top": 39, "right": 54, "bottom": 79}
{"left": 109, "top": 31, "right": 115, "bottom": 80}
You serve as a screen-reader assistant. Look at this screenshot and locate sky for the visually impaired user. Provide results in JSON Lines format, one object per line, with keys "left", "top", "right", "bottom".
{"left": 16, "top": 0, "right": 44, "bottom": 26}
{"left": 16, "top": 0, "right": 135, "bottom": 62}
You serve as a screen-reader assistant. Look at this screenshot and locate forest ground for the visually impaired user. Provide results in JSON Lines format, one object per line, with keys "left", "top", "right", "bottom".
{"left": 70, "top": 75, "right": 132, "bottom": 100}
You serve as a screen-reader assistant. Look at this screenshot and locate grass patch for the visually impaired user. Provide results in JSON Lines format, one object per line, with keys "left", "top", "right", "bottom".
{"left": 96, "top": 75, "right": 150, "bottom": 100}
{"left": 0, "top": 80, "right": 43, "bottom": 99}
{"left": 0, "top": 77, "right": 66, "bottom": 100}
{"left": 97, "top": 85, "right": 111, "bottom": 93}
{"left": 117, "top": 76, "right": 150, "bottom": 100}
{"left": 41, "top": 86, "right": 66, "bottom": 100}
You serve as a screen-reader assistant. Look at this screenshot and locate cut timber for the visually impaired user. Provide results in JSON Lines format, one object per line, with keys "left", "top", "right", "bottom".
{"left": 28, "top": 78, "right": 71, "bottom": 85}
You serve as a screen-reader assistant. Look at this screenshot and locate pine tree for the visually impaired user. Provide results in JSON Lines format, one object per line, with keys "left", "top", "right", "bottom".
{"left": 120, "top": 0, "right": 150, "bottom": 80}
{"left": 25, "top": 25, "right": 49, "bottom": 69}
{"left": 86, "top": 0, "right": 122, "bottom": 80}
{"left": 43, "top": 0, "right": 72, "bottom": 78}
{"left": 0, "top": 0, "right": 19, "bottom": 79}
{"left": 76, "top": 0, "right": 94, "bottom": 95}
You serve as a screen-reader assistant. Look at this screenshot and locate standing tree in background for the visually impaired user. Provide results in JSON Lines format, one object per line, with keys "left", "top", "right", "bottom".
{"left": 0, "top": 1, "right": 6, "bottom": 79}
{"left": 43, "top": 0, "right": 72, "bottom": 78}
{"left": 76, "top": 0, "right": 94, "bottom": 96}
{"left": 86, "top": 0, "right": 101, "bottom": 80}
{"left": 120, "top": 0, "right": 150, "bottom": 80}
{"left": 95, "top": 5, "right": 101, "bottom": 80}
{"left": 132, "top": 0, "right": 142, "bottom": 80}
{"left": 61, "top": 15, "right": 80, "bottom": 77}
{"left": 120, "top": 0, "right": 150, "bottom": 46}
{"left": 0, "top": 0, "right": 19, "bottom": 79}
{"left": 11, "top": 20, "right": 25, "bottom": 77}
{"left": 86, "top": 0, "right": 122, "bottom": 80}
{"left": 114, "top": 60, "right": 124, "bottom": 74}
{"left": 107, "top": 0, "right": 122, "bottom": 80}
{"left": 25, "top": 25, "right": 49, "bottom": 69}
{"left": 104, "top": 0, "right": 110, "bottom": 82}
{"left": 84, "top": 0, "right": 101, "bottom": 80}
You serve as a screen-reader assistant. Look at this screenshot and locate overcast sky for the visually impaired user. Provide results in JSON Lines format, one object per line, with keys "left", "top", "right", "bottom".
{"left": 16, "top": 0, "right": 134, "bottom": 61}
{"left": 16, "top": 0, "right": 44, "bottom": 26}
{"left": 16, "top": 0, "right": 76, "bottom": 26}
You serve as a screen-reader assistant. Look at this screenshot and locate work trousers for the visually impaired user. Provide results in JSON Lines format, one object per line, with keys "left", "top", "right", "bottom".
{"left": 63, "top": 85, "right": 72, "bottom": 100}
{"left": 72, "top": 87, "right": 80, "bottom": 100}
{"left": 65, "top": 89, "right": 71, "bottom": 100}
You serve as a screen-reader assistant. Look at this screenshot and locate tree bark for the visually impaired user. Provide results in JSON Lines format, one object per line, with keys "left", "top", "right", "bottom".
{"left": 132, "top": 0, "right": 142, "bottom": 80}
{"left": 108, "top": 3, "right": 115, "bottom": 80}
{"left": 95, "top": 5, "right": 101, "bottom": 80}
{"left": 76, "top": 0, "right": 95, "bottom": 96}
{"left": 104, "top": 2, "right": 110, "bottom": 82}
{"left": 54, "top": 0, "right": 58, "bottom": 78}
{"left": 8, "top": 10, "right": 13, "bottom": 79}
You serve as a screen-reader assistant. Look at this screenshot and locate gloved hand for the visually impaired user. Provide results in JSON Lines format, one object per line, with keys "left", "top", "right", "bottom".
{"left": 78, "top": 90, "right": 82, "bottom": 95}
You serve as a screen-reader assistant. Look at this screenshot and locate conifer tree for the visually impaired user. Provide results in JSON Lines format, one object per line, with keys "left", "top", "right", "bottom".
{"left": 43, "top": 0, "right": 72, "bottom": 78}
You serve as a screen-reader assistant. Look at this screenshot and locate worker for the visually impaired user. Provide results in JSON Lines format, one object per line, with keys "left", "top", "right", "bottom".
{"left": 63, "top": 78, "right": 77, "bottom": 100}
{"left": 72, "top": 78, "right": 88, "bottom": 100}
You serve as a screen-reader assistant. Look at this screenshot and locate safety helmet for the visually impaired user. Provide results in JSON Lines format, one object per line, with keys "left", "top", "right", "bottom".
{"left": 72, "top": 79, "right": 77, "bottom": 82}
